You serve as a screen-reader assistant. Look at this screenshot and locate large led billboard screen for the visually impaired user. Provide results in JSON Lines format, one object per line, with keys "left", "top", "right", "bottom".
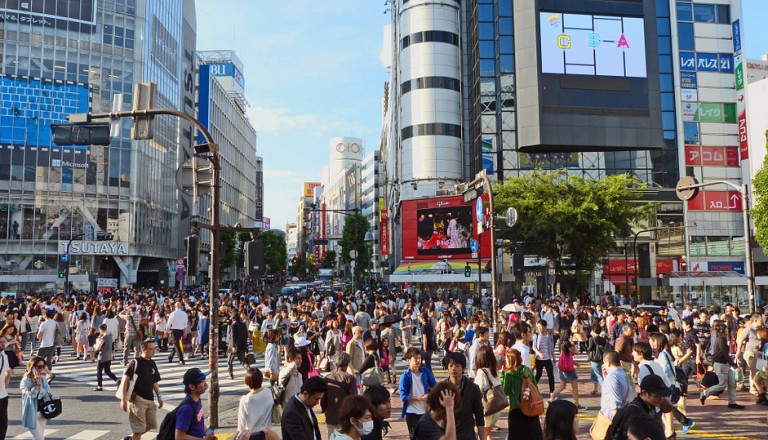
{"left": 401, "top": 195, "right": 491, "bottom": 261}
{"left": 539, "top": 12, "right": 646, "bottom": 78}
{"left": 416, "top": 205, "right": 472, "bottom": 255}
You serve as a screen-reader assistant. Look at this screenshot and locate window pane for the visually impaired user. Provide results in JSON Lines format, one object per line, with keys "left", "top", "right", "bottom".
{"left": 478, "top": 4, "right": 494, "bottom": 22}
{"left": 499, "top": 55, "right": 514, "bottom": 72}
{"left": 676, "top": 2, "right": 693, "bottom": 21}
{"left": 716, "top": 5, "right": 730, "bottom": 24}
{"left": 479, "top": 40, "right": 494, "bottom": 58}
{"left": 678, "top": 23, "right": 694, "bottom": 51}
{"left": 499, "top": 36, "right": 513, "bottom": 54}
{"left": 478, "top": 23, "right": 493, "bottom": 40}
{"left": 693, "top": 4, "right": 715, "bottom": 23}
{"left": 499, "top": 18, "right": 512, "bottom": 35}
{"left": 684, "top": 122, "right": 699, "bottom": 144}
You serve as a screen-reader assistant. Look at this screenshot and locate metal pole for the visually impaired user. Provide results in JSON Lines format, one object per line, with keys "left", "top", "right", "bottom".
{"left": 742, "top": 184, "right": 757, "bottom": 313}
{"left": 208, "top": 155, "right": 221, "bottom": 426}
{"left": 480, "top": 173, "right": 498, "bottom": 332}
{"left": 624, "top": 241, "right": 629, "bottom": 300}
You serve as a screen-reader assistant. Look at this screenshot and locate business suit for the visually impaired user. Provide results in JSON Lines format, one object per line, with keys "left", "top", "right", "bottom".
{"left": 346, "top": 338, "right": 365, "bottom": 375}
{"left": 281, "top": 394, "right": 321, "bottom": 440}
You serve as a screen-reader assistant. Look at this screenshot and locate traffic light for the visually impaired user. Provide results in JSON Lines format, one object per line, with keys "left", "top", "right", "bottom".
{"left": 244, "top": 241, "right": 265, "bottom": 277}
{"left": 51, "top": 122, "right": 111, "bottom": 146}
{"left": 185, "top": 235, "right": 200, "bottom": 275}
{"left": 291, "top": 257, "right": 298, "bottom": 265}
{"left": 513, "top": 253, "right": 525, "bottom": 277}
{"left": 58, "top": 266, "right": 66, "bottom": 278}
{"left": 464, "top": 264, "right": 472, "bottom": 278}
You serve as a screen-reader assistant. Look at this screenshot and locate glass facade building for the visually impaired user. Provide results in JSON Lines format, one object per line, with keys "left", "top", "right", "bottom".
{"left": 0, "top": 0, "right": 197, "bottom": 291}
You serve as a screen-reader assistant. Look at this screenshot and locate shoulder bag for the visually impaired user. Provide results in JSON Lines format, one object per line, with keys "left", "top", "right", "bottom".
{"left": 480, "top": 369, "right": 508, "bottom": 416}
{"left": 115, "top": 359, "right": 138, "bottom": 400}
{"left": 510, "top": 370, "right": 544, "bottom": 417}
{"left": 129, "top": 314, "right": 143, "bottom": 340}
{"left": 361, "top": 354, "right": 383, "bottom": 387}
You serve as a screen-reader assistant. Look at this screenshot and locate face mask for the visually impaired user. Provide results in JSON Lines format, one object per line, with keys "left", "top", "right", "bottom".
{"left": 357, "top": 420, "right": 374, "bottom": 436}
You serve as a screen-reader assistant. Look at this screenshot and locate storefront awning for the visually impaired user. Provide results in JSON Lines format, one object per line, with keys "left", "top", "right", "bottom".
{"left": 388, "top": 259, "right": 489, "bottom": 283}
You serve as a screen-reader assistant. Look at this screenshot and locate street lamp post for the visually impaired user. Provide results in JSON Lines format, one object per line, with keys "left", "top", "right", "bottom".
{"left": 676, "top": 177, "right": 756, "bottom": 313}
{"left": 365, "top": 231, "right": 374, "bottom": 290}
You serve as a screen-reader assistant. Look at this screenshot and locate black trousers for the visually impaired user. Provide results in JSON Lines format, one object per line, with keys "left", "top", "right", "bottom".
{"left": 405, "top": 413, "right": 422, "bottom": 439}
{"left": 228, "top": 349, "right": 248, "bottom": 376}
{"left": 169, "top": 329, "right": 185, "bottom": 364}
{"left": 535, "top": 358, "right": 555, "bottom": 393}
{"left": 0, "top": 396, "right": 7, "bottom": 440}
{"left": 97, "top": 360, "right": 119, "bottom": 387}
{"left": 422, "top": 350, "right": 433, "bottom": 371}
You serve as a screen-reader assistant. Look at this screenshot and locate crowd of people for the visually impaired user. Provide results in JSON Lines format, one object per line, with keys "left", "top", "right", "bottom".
{"left": 0, "top": 284, "right": 766, "bottom": 440}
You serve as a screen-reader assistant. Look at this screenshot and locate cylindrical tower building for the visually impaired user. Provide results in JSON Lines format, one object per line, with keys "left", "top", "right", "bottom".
{"left": 398, "top": 0, "right": 463, "bottom": 200}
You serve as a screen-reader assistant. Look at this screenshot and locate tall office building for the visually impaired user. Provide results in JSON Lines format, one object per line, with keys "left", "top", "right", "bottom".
{"left": 0, "top": 0, "right": 197, "bottom": 290}
{"left": 195, "top": 50, "right": 259, "bottom": 280}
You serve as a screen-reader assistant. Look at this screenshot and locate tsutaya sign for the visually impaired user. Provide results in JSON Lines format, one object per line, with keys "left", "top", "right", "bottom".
{"left": 59, "top": 241, "right": 130, "bottom": 255}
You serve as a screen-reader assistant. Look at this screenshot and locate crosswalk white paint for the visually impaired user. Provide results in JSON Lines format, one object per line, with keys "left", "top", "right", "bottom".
{"left": 63, "top": 430, "right": 110, "bottom": 440}
{"left": 12, "top": 429, "right": 59, "bottom": 439}
{"left": 48, "top": 345, "right": 264, "bottom": 401}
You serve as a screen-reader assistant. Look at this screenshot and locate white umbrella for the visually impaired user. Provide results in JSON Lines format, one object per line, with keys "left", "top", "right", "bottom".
{"left": 502, "top": 303, "right": 524, "bottom": 313}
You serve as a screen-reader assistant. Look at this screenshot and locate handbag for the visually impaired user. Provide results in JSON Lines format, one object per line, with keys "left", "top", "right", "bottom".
{"left": 318, "top": 356, "right": 330, "bottom": 372}
{"left": 270, "top": 388, "right": 283, "bottom": 424}
{"left": 361, "top": 355, "right": 383, "bottom": 387}
{"left": 307, "top": 355, "right": 320, "bottom": 378}
{"left": 480, "top": 369, "right": 508, "bottom": 416}
{"left": 589, "top": 411, "right": 612, "bottom": 440}
{"left": 115, "top": 360, "right": 138, "bottom": 400}
{"left": 38, "top": 393, "right": 62, "bottom": 419}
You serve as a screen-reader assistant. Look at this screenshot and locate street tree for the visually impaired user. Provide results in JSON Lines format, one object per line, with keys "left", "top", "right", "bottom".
{"left": 751, "top": 131, "right": 768, "bottom": 249}
{"left": 322, "top": 249, "right": 337, "bottom": 269}
{"left": 494, "top": 170, "right": 649, "bottom": 292}
{"left": 257, "top": 230, "right": 287, "bottom": 276}
{"left": 339, "top": 213, "right": 370, "bottom": 290}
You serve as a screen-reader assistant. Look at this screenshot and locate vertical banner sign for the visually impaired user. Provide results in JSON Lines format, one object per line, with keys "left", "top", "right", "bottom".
{"left": 380, "top": 210, "right": 389, "bottom": 256}
{"left": 733, "top": 19, "right": 749, "bottom": 160}
{"left": 321, "top": 203, "right": 327, "bottom": 260}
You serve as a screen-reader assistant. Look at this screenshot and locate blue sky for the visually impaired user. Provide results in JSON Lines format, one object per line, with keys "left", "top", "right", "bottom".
{"left": 196, "top": 0, "right": 390, "bottom": 230}
{"left": 196, "top": 1, "right": 767, "bottom": 230}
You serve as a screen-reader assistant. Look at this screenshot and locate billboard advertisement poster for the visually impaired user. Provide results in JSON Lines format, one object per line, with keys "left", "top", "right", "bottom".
{"left": 539, "top": 12, "right": 647, "bottom": 77}
{"left": 519, "top": 152, "right": 579, "bottom": 170}
{"left": 680, "top": 72, "right": 697, "bottom": 89}
{"left": 680, "top": 88, "right": 698, "bottom": 102}
{"left": 303, "top": 182, "right": 321, "bottom": 198}
{"left": 681, "top": 103, "right": 698, "bottom": 122}
{"left": 380, "top": 210, "right": 389, "bottom": 256}
{"left": 698, "top": 103, "right": 722, "bottom": 123}
{"left": 0, "top": 0, "right": 97, "bottom": 33}
{"left": 400, "top": 195, "right": 491, "bottom": 260}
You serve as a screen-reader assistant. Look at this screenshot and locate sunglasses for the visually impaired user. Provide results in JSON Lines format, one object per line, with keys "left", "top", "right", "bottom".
{"left": 35, "top": 364, "right": 45, "bottom": 369}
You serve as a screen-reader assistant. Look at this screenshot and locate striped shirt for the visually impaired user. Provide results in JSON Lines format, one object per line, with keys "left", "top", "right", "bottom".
{"left": 533, "top": 332, "right": 554, "bottom": 360}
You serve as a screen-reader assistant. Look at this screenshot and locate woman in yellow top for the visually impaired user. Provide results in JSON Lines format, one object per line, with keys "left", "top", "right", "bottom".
{"left": 502, "top": 348, "right": 542, "bottom": 440}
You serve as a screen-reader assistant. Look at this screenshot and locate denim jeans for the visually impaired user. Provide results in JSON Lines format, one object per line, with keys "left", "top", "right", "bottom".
{"left": 590, "top": 361, "right": 604, "bottom": 385}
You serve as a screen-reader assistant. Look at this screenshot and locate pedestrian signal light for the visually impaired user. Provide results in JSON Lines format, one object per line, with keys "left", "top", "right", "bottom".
{"left": 464, "top": 264, "right": 472, "bottom": 278}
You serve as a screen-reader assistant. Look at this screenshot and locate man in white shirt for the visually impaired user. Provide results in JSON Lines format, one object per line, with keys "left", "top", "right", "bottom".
{"left": 511, "top": 322, "right": 533, "bottom": 368}
{"left": 167, "top": 302, "right": 189, "bottom": 365}
{"left": 36, "top": 310, "right": 58, "bottom": 375}
{"left": 468, "top": 326, "right": 490, "bottom": 378}
{"left": 0, "top": 335, "right": 12, "bottom": 439}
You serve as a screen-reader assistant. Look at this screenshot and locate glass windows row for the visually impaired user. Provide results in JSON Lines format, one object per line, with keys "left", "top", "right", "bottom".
{"left": 401, "top": 76, "right": 460, "bottom": 95}
{"left": 677, "top": 3, "right": 730, "bottom": 24}
{"left": 103, "top": 24, "right": 135, "bottom": 49}
{"left": 690, "top": 236, "right": 745, "bottom": 256}
{"left": 401, "top": 123, "right": 461, "bottom": 140}
{"left": 0, "top": 203, "right": 130, "bottom": 242}
{"left": 400, "top": 31, "right": 458, "bottom": 50}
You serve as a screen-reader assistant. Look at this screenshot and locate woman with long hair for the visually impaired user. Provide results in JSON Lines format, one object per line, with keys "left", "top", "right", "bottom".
{"left": 154, "top": 308, "right": 168, "bottom": 352}
{"left": 73, "top": 312, "right": 89, "bottom": 360}
{"left": 263, "top": 329, "right": 281, "bottom": 385}
{"left": 341, "top": 321, "right": 354, "bottom": 351}
{"left": 543, "top": 400, "right": 578, "bottom": 440}
{"left": 1, "top": 323, "right": 21, "bottom": 369}
{"left": 550, "top": 341, "right": 584, "bottom": 409}
{"left": 20, "top": 356, "right": 51, "bottom": 439}
{"left": 236, "top": 367, "right": 274, "bottom": 438}
{"left": 474, "top": 345, "right": 502, "bottom": 439}
{"left": 502, "top": 348, "right": 542, "bottom": 440}
{"left": 52, "top": 312, "right": 68, "bottom": 365}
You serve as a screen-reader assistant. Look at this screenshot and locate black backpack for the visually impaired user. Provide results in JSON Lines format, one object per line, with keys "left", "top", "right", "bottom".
{"left": 157, "top": 399, "right": 194, "bottom": 440}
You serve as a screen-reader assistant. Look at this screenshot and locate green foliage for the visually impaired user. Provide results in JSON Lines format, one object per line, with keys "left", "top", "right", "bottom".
{"left": 257, "top": 230, "right": 287, "bottom": 275}
{"left": 322, "top": 250, "right": 337, "bottom": 268}
{"left": 220, "top": 230, "right": 237, "bottom": 268}
{"left": 339, "top": 214, "right": 371, "bottom": 289}
{"left": 751, "top": 130, "right": 768, "bottom": 249}
{"left": 494, "top": 170, "right": 649, "bottom": 289}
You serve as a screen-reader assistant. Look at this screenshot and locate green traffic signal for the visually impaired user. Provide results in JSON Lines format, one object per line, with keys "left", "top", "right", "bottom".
{"left": 58, "top": 268, "right": 66, "bottom": 278}
{"left": 464, "top": 265, "right": 471, "bottom": 277}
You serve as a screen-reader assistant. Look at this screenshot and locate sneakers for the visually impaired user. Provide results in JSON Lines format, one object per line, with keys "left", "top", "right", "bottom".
{"left": 728, "top": 403, "right": 745, "bottom": 409}
{"left": 757, "top": 395, "right": 768, "bottom": 406}
{"left": 681, "top": 420, "right": 695, "bottom": 434}
{"left": 699, "top": 394, "right": 707, "bottom": 405}
{"left": 93, "top": 386, "right": 103, "bottom": 391}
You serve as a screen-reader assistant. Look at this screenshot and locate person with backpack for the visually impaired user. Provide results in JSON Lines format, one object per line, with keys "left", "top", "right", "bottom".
{"left": 604, "top": 374, "right": 672, "bottom": 440}
{"left": 321, "top": 352, "right": 358, "bottom": 437}
{"left": 550, "top": 341, "right": 584, "bottom": 410}
{"left": 163, "top": 367, "right": 215, "bottom": 440}
{"left": 501, "top": 347, "right": 542, "bottom": 440}
{"left": 587, "top": 323, "right": 610, "bottom": 395}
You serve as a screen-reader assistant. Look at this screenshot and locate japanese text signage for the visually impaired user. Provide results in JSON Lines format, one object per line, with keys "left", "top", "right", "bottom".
{"left": 685, "top": 146, "right": 739, "bottom": 167}
{"left": 686, "top": 191, "right": 742, "bottom": 212}
{"left": 679, "top": 52, "right": 734, "bottom": 73}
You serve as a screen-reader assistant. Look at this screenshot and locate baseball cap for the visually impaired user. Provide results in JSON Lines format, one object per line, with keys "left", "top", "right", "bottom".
{"left": 182, "top": 368, "right": 211, "bottom": 386}
{"left": 640, "top": 374, "right": 673, "bottom": 397}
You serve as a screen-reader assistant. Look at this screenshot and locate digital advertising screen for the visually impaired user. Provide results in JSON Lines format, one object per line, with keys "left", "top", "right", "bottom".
{"left": 416, "top": 205, "right": 472, "bottom": 256}
{"left": 540, "top": 12, "right": 647, "bottom": 78}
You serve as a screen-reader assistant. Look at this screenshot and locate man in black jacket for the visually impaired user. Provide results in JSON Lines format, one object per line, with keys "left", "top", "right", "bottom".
{"left": 281, "top": 376, "right": 327, "bottom": 440}
{"left": 227, "top": 312, "right": 249, "bottom": 380}
{"left": 605, "top": 374, "right": 671, "bottom": 440}
{"left": 444, "top": 351, "right": 485, "bottom": 440}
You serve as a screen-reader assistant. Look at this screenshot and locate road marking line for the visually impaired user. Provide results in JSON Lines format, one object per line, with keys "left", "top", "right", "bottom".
{"left": 576, "top": 414, "right": 763, "bottom": 440}
{"left": 12, "top": 429, "right": 59, "bottom": 439}
{"left": 64, "top": 430, "right": 110, "bottom": 440}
